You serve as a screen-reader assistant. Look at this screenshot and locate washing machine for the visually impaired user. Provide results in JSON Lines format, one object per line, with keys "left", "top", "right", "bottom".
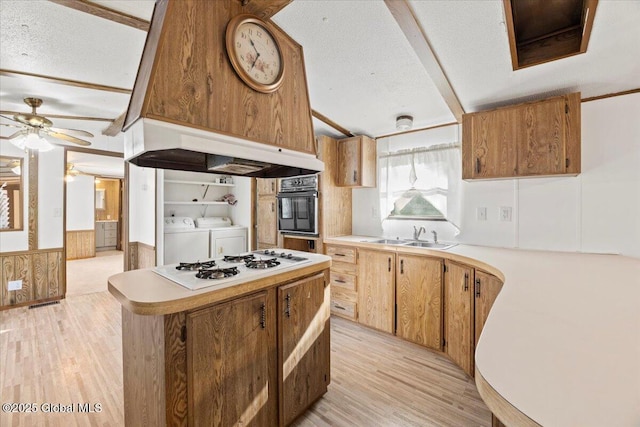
{"left": 163, "top": 217, "right": 210, "bottom": 264}
{"left": 195, "top": 217, "right": 248, "bottom": 257}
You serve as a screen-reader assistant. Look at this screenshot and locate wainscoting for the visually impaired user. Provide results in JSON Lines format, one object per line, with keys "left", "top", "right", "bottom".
{"left": 0, "top": 248, "right": 64, "bottom": 310}
{"left": 127, "top": 242, "right": 155, "bottom": 270}
{"left": 66, "top": 230, "right": 96, "bottom": 260}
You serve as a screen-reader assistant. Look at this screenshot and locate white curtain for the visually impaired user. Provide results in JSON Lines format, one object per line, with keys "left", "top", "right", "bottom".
{"left": 379, "top": 143, "right": 461, "bottom": 226}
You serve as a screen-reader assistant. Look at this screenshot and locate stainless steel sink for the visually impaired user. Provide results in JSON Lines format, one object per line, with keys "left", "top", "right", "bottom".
{"left": 369, "top": 239, "right": 410, "bottom": 245}
{"left": 406, "top": 241, "right": 457, "bottom": 250}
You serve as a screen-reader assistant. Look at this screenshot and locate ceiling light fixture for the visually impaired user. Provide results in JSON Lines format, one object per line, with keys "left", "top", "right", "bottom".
{"left": 396, "top": 115, "right": 413, "bottom": 131}
{"left": 12, "top": 129, "right": 54, "bottom": 152}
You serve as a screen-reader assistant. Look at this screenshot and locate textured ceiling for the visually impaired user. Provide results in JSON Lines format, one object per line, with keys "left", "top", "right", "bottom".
{"left": 1, "top": 0, "right": 639, "bottom": 174}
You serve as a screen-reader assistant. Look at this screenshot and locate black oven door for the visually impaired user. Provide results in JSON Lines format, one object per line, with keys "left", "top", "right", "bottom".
{"left": 276, "top": 191, "right": 317, "bottom": 235}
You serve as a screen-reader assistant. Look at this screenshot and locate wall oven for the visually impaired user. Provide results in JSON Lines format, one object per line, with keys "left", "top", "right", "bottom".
{"left": 277, "top": 175, "right": 318, "bottom": 236}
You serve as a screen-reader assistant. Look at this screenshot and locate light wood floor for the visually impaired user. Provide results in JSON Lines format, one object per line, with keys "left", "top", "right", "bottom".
{"left": 0, "top": 291, "right": 490, "bottom": 426}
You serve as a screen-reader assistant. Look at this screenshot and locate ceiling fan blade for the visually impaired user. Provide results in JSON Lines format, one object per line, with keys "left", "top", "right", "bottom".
{"left": 44, "top": 130, "right": 92, "bottom": 146}
{"left": 0, "top": 114, "right": 23, "bottom": 124}
{"left": 0, "top": 130, "right": 28, "bottom": 140}
{"left": 1, "top": 123, "right": 24, "bottom": 129}
{"left": 48, "top": 127, "right": 94, "bottom": 138}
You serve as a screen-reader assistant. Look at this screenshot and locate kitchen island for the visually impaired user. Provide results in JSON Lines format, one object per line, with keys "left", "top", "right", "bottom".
{"left": 324, "top": 236, "right": 640, "bottom": 426}
{"left": 108, "top": 250, "right": 332, "bottom": 427}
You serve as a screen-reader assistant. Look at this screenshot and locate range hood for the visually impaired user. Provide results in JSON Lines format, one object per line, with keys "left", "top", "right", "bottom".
{"left": 121, "top": 0, "right": 322, "bottom": 178}
{"left": 124, "top": 119, "right": 324, "bottom": 178}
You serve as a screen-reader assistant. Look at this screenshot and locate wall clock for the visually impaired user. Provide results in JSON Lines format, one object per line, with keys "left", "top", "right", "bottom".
{"left": 226, "top": 14, "right": 285, "bottom": 93}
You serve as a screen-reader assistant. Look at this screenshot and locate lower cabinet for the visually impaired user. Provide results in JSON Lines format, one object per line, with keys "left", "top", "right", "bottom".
{"left": 357, "top": 249, "right": 396, "bottom": 333}
{"left": 444, "top": 261, "right": 474, "bottom": 376}
{"left": 444, "top": 262, "right": 503, "bottom": 377}
{"left": 396, "top": 254, "right": 443, "bottom": 350}
{"left": 278, "top": 273, "right": 330, "bottom": 426}
{"left": 325, "top": 245, "right": 358, "bottom": 321}
{"left": 186, "top": 291, "right": 277, "bottom": 426}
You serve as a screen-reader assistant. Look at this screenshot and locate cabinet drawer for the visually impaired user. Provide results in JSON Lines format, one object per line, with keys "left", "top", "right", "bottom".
{"left": 330, "top": 298, "right": 356, "bottom": 320}
{"left": 331, "top": 286, "right": 356, "bottom": 303}
{"left": 103, "top": 222, "right": 117, "bottom": 231}
{"left": 326, "top": 246, "right": 356, "bottom": 264}
{"left": 331, "top": 260, "right": 357, "bottom": 275}
{"left": 105, "top": 230, "right": 117, "bottom": 239}
{"left": 104, "top": 238, "right": 117, "bottom": 246}
{"left": 330, "top": 272, "right": 356, "bottom": 292}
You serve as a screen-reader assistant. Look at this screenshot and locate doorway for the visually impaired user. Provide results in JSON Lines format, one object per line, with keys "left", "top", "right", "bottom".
{"left": 65, "top": 149, "right": 125, "bottom": 296}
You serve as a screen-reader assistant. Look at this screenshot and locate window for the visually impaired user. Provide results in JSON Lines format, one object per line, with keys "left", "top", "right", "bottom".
{"left": 379, "top": 142, "right": 461, "bottom": 224}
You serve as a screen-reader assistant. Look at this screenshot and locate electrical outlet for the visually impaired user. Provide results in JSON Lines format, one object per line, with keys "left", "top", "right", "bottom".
{"left": 8, "top": 280, "right": 22, "bottom": 291}
{"left": 500, "top": 206, "right": 512, "bottom": 222}
{"left": 476, "top": 207, "right": 487, "bottom": 221}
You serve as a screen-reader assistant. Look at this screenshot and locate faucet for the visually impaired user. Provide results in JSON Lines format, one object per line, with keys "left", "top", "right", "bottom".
{"left": 431, "top": 230, "right": 438, "bottom": 244}
{"left": 413, "top": 226, "right": 426, "bottom": 240}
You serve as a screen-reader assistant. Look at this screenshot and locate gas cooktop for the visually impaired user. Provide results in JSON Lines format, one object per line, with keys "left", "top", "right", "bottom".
{"left": 153, "top": 250, "right": 312, "bottom": 291}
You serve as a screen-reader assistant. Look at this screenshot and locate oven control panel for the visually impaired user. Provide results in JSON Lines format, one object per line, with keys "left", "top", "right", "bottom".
{"left": 280, "top": 174, "right": 318, "bottom": 192}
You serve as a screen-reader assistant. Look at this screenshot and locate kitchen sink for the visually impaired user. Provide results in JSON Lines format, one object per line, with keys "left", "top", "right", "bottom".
{"left": 369, "top": 239, "right": 410, "bottom": 245}
{"left": 406, "top": 242, "right": 456, "bottom": 250}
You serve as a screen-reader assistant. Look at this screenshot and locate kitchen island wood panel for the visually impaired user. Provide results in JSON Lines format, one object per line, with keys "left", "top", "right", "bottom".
{"left": 126, "top": 0, "right": 315, "bottom": 156}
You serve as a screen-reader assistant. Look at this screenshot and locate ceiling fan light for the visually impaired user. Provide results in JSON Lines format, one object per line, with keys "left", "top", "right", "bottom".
{"left": 65, "top": 174, "right": 75, "bottom": 182}
{"left": 11, "top": 165, "right": 21, "bottom": 175}
{"left": 24, "top": 132, "right": 54, "bottom": 152}
{"left": 10, "top": 138, "right": 26, "bottom": 151}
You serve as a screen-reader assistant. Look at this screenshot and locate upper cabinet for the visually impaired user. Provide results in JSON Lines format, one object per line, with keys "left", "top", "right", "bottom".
{"left": 462, "top": 92, "right": 580, "bottom": 180}
{"left": 336, "top": 135, "right": 377, "bottom": 188}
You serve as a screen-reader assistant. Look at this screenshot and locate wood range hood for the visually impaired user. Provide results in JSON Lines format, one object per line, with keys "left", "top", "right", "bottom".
{"left": 122, "top": 0, "right": 324, "bottom": 178}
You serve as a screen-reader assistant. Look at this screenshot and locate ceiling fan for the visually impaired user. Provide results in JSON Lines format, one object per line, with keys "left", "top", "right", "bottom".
{"left": 0, "top": 97, "right": 93, "bottom": 149}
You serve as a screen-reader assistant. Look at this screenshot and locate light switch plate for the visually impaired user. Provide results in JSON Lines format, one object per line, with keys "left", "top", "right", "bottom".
{"left": 8, "top": 280, "right": 22, "bottom": 291}
{"left": 500, "top": 206, "right": 513, "bottom": 222}
{"left": 476, "top": 207, "right": 487, "bottom": 221}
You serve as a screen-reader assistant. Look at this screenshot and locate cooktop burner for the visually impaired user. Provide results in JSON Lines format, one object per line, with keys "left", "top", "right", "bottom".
{"left": 176, "top": 260, "right": 216, "bottom": 271}
{"left": 223, "top": 254, "right": 255, "bottom": 263}
{"left": 245, "top": 258, "right": 281, "bottom": 269}
{"left": 195, "top": 267, "right": 239, "bottom": 280}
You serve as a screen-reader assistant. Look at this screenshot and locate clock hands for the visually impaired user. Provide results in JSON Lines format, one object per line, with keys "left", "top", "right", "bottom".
{"left": 249, "top": 38, "right": 261, "bottom": 70}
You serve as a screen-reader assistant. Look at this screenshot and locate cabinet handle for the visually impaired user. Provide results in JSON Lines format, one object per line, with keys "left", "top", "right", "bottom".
{"left": 475, "top": 158, "right": 481, "bottom": 174}
{"left": 388, "top": 257, "right": 391, "bottom": 272}
{"left": 464, "top": 272, "right": 469, "bottom": 291}
{"left": 334, "top": 279, "right": 346, "bottom": 284}
{"left": 285, "top": 293, "right": 291, "bottom": 318}
{"left": 475, "top": 278, "right": 481, "bottom": 298}
{"left": 400, "top": 259, "right": 404, "bottom": 274}
{"left": 334, "top": 303, "right": 346, "bottom": 311}
{"left": 260, "top": 303, "right": 266, "bottom": 329}
{"left": 271, "top": 181, "right": 275, "bottom": 192}
{"left": 271, "top": 202, "right": 274, "bottom": 212}
{"left": 334, "top": 253, "right": 346, "bottom": 257}
{"left": 353, "top": 170, "right": 357, "bottom": 183}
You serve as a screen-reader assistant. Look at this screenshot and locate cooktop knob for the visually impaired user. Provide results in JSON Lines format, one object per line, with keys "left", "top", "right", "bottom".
{"left": 286, "top": 253, "right": 293, "bottom": 259}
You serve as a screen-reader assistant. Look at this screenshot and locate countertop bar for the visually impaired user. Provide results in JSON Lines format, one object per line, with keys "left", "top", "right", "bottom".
{"left": 324, "top": 236, "right": 640, "bottom": 427}
{"left": 108, "top": 252, "right": 331, "bottom": 315}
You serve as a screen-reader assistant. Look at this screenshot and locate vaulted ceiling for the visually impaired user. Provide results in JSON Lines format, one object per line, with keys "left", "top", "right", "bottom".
{"left": 1, "top": 0, "right": 639, "bottom": 159}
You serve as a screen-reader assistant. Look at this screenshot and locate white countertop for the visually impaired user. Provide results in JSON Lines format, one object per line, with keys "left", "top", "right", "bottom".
{"left": 325, "top": 236, "right": 640, "bottom": 426}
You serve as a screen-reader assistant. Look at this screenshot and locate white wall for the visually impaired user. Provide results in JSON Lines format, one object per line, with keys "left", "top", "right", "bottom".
{"left": 66, "top": 175, "right": 95, "bottom": 231}
{"left": 352, "top": 93, "right": 640, "bottom": 258}
{"left": 229, "top": 176, "right": 253, "bottom": 244}
{"left": 38, "top": 149, "right": 64, "bottom": 248}
{"left": 128, "top": 163, "right": 156, "bottom": 246}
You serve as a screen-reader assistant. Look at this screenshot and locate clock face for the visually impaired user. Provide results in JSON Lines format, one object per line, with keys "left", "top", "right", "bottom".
{"left": 228, "top": 17, "right": 284, "bottom": 92}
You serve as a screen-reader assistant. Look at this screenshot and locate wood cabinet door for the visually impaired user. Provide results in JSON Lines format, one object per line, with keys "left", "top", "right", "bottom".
{"left": 257, "top": 178, "right": 277, "bottom": 196}
{"left": 186, "top": 291, "right": 277, "bottom": 427}
{"left": 257, "top": 196, "right": 277, "bottom": 246}
{"left": 462, "top": 109, "right": 518, "bottom": 179}
{"left": 396, "top": 255, "right": 443, "bottom": 350}
{"left": 474, "top": 271, "right": 503, "bottom": 347}
{"left": 358, "top": 249, "right": 395, "bottom": 333}
{"left": 444, "top": 261, "right": 474, "bottom": 376}
{"left": 336, "top": 137, "right": 361, "bottom": 186}
{"left": 516, "top": 97, "right": 566, "bottom": 176}
{"left": 278, "top": 273, "right": 330, "bottom": 426}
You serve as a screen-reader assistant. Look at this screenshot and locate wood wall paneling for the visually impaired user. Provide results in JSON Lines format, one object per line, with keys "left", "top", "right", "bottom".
{"left": 0, "top": 249, "right": 64, "bottom": 310}
{"left": 127, "top": 242, "right": 156, "bottom": 270}
{"left": 66, "top": 230, "right": 96, "bottom": 260}
{"left": 28, "top": 150, "right": 38, "bottom": 250}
